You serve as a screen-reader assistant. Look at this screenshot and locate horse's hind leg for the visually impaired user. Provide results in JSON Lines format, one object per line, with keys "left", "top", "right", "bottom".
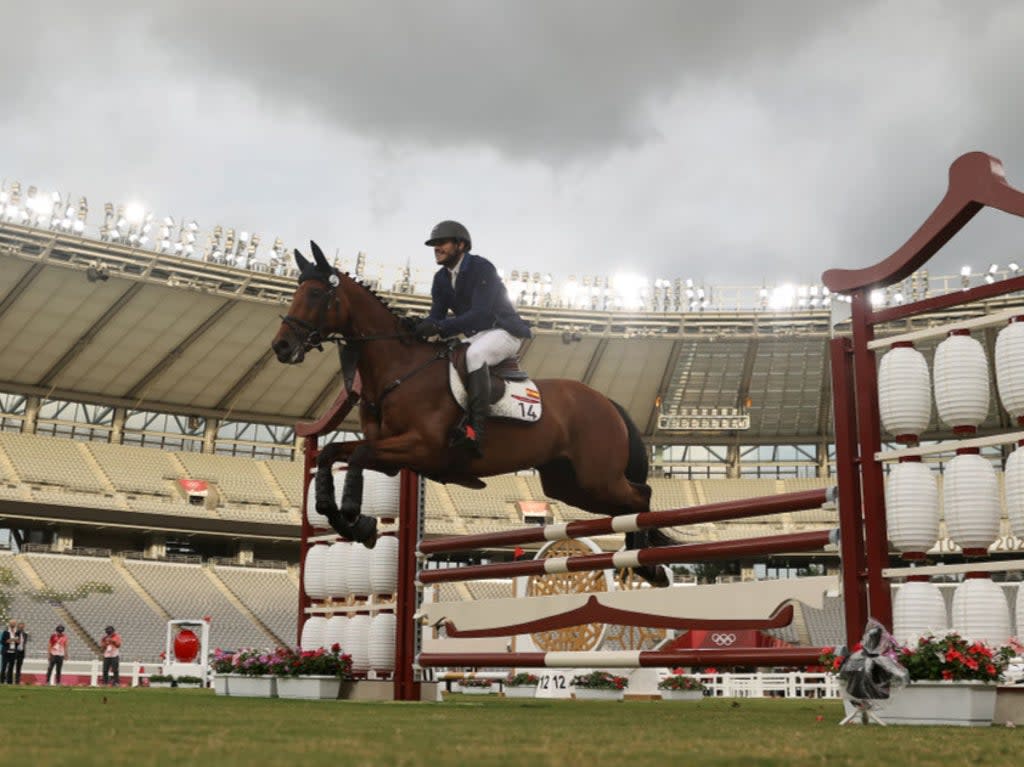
{"left": 538, "top": 462, "right": 669, "bottom": 587}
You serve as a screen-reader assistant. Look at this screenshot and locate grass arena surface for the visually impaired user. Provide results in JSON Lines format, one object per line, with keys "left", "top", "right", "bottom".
{"left": 0, "top": 687, "right": 1019, "bottom": 766}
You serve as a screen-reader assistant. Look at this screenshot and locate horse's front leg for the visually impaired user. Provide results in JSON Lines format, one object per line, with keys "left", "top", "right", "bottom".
{"left": 311, "top": 439, "right": 379, "bottom": 547}
{"left": 313, "top": 439, "right": 367, "bottom": 523}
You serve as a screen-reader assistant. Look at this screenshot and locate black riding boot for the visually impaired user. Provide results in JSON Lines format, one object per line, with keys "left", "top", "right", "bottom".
{"left": 455, "top": 365, "right": 490, "bottom": 457}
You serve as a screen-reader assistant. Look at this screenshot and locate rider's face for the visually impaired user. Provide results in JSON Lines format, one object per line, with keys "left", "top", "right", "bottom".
{"left": 433, "top": 239, "right": 463, "bottom": 267}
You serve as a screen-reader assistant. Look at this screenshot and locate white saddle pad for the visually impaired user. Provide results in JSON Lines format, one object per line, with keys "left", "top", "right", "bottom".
{"left": 449, "top": 365, "right": 542, "bottom": 423}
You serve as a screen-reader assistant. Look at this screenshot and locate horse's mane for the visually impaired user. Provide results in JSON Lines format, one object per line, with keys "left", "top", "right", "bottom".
{"left": 299, "top": 256, "right": 413, "bottom": 329}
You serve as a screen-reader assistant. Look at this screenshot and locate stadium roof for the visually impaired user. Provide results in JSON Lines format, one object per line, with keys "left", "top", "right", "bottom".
{"left": 2, "top": 222, "right": 1014, "bottom": 446}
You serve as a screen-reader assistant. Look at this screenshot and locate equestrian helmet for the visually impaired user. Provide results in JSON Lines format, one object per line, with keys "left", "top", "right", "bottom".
{"left": 425, "top": 220, "right": 471, "bottom": 249}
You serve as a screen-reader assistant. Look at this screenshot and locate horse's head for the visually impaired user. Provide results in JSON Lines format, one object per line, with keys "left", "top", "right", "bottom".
{"left": 272, "top": 241, "right": 348, "bottom": 364}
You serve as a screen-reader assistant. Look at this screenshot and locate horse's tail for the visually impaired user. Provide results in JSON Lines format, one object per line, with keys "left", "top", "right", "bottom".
{"left": 610, "top": 400, "right": 649, "bottom": 486}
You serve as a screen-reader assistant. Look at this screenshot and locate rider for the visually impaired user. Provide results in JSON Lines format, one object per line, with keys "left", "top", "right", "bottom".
{"left": 415, "top": 220, "right": 531, "bottom": 457}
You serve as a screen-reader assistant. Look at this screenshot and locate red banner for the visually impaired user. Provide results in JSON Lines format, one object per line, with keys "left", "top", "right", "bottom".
{"left": 178, "top": 479, "right": 208, "bottom": 495}
{"left": 517, "top": 501, "right": 549, "bottom": 515}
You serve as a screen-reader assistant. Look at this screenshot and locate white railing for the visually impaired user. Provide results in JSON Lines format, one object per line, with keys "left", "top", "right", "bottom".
{"left": 696, "top": 671, "right": 841, "bottom": 699}
{"left": 16, "top": 657, "right": 159, "bottom": 687}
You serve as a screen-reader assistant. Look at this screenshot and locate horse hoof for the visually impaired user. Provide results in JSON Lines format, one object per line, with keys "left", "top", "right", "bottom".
{"left": 638, "top": 565, "right": 671, "bottom": 588}
{"left": 352, "top": 516, "right": 378, "bottom": 549}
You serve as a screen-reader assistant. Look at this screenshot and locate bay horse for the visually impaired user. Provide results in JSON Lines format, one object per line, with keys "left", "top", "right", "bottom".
{"left": 271, "top": 243, "right": 673, "bottom": 586}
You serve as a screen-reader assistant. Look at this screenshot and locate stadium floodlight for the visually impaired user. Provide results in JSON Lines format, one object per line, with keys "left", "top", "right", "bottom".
{"left": 769, "top": 283, "right": 796, "bottom": 310}
{"left": 985, "top": 274, "right": 995, "bottom": 284}
{"left": 124, "top": 202, "right": 145, "bottom": 225}
{"left": 869, "top": 289, "right": 886, "bottom": 307}
{"left": 1010, "top": 262, "right": 1021, "bottom": 273}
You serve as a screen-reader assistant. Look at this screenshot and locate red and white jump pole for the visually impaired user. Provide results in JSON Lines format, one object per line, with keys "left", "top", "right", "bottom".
{"left": 418, "top": 529, "right": 836, "bottom": 585}
{"left": 419, "top": 486, "right": 835, "bottom": 555}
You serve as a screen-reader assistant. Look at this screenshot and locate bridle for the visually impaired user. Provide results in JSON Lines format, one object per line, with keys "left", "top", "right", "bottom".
{"left": 280, "top": 270, "right": 449, "bottom": 414}
{"left": 280, "top": 272, "right": 410, "bottom": 353}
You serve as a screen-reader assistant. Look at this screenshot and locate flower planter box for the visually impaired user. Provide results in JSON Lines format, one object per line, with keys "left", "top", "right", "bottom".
{"left": 277, "top": 676, "right": 343, "bottom": 700}
{"left": 574, "top": 688, "right": 624, "bottom": 701}
{"left": 229, "top": 675, "right": 278, "bottom": 698}
{"left": 504, "top": 686, "right": 538, "bottom": 699}
{"left": 149, "top": 681, "right": 173, "bottom": 688}
{"left": 177, "top": 682, "right": 203, "bottom": 689}
{"left": 213, "top": 675, "right": 231, "bottom": 695}
{"left": 458, "top": 685, "right": 492, "bottom": 695}
{"left": 843, "top": 681, "right": 997, "bottom": 726}
{"left": 660, "top": 690, "right": 703, "bottom": 701}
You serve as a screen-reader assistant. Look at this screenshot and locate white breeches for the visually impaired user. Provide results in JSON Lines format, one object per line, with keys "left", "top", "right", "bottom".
{"left": 465, "top": 328, "right": 522, "bottom": 372}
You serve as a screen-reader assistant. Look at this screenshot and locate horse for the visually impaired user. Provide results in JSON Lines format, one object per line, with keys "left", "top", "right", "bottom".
{"left": 271, "top": 242, "right": 673, "bottom": 586}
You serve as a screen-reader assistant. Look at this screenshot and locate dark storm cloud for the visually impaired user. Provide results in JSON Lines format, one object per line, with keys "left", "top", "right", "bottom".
{"left": 140, "top": 0, "right": 849, "bottom": 160}
{"left": 4, "top": 1, "right": 1024, "bottom": 289}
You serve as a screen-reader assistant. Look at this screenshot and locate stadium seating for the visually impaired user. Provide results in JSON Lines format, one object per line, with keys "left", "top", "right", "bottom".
{"left": 261, "top": 459, "right": 304, "bottom": 508}
{"left": 173, "top": 451, "right": 281, "bottom": 506}
{"left": 802, "top": 596, "right": 846, "bottom": 647}
{"left": 0, "top": 433, "right": 109, "bottom": 493}
{"left": 24, "top": 553, "right": 166, "bottom": 662}
{"left": 0, "top": 551, "right": 68, "bottom": 658}
{"left": 122, "top": 559, "right": 272, "bottom": 651}
{"left": 212, "top": 565, "right": 298, "bottom": 646}
{"left": 86, "top": 441, "right": 180, "bottom": 497}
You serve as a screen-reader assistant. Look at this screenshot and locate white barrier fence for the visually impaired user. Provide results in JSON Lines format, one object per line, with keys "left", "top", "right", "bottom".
{"left": 15, "top": 657, "right": 157, "bottom": 687}
{"left": 696, "top": 672, "right": 841, "bottom": 699}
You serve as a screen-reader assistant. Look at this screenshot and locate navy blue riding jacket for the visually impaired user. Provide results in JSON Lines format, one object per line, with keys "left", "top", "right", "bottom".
{"left": 426, "top": 253, "right": 532, "bottom": 339}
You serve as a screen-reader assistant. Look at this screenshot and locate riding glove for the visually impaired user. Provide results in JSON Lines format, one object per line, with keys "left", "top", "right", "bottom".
{"left": 415, "top": 319, "right": 441, "bottom": 340}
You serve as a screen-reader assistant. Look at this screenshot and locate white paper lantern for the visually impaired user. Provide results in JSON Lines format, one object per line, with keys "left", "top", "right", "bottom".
{"left": 345, "top": 542, "right": 373, "bottom": 597}
{"left": 363, "top": 471, "right": 401, "bottom": 518}
{"left": 951, "top": 578, "right": 1010, "bottom": 647}
{"left": 878, "top": 344, "right": 931, "bottom": 441}
{"left": 346, "top": 614, "right": 372, "bottom": 673}
{"left": 368, "top": 613, "right": 397, "bottom": 672}
{"left": 893, "top": 581, "right": 947, "bottom": 645}
{"left": 995, "top": 319, "right": 1024, "bottom": 423}
{"left": 300, "top": 616, "right": 327, "bottom": 651}
{"left": 886, "top": 461, "right": 939, "bottom": 557}
{"left": 1006, "top": 446, "right": 1024, "bottom": 539}
{"left": 933, "top": 332, "right": 990, "bottom": 433}
{"left": 324, "top": 541, "right": 351, "bottom": 599}
{"left": 943, "top": 452, "right": 1000, "bottom": 555}
{"left": 324, "top": 615, "right": 350, "bottom": 653}
{"left": 303, "top": 544, "right": 329, "bottom": 600}
{"left": 369, "top": 535, "right": 400, "bottom": 595}
{"left": 305, "top": 467, "right": 345, "bottom": 529}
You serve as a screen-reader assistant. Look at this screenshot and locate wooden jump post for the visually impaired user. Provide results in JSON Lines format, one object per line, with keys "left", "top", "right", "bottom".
{"left": 824, "top": 151, "right": 1024, "bottom": 644}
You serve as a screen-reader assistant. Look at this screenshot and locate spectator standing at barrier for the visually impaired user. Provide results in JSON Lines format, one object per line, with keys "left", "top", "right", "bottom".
{"left": 13, "top": 622, "right": 26, "bottom": 684}
{"left": 0, "top": 619, "right": 16, "bottom": 684}
{"left": 99, "top": 625, "right": 121, "bottom": 686}
{"left": 47, "top": 625, "right": 68, "bottom": 686}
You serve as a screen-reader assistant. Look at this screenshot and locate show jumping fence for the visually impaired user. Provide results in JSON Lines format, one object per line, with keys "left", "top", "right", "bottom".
{"left": 296, "top": 151, "right": 1024, "bottom": 699}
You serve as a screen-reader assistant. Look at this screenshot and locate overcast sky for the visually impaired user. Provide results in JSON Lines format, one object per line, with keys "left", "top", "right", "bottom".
{"left": 4, "top": 0, "right": 1024, "bottom": 292}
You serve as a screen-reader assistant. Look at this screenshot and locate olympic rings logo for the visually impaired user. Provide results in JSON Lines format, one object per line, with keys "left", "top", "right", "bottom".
{"left": 710, "top": 633, "right": 737, "bottom": 646}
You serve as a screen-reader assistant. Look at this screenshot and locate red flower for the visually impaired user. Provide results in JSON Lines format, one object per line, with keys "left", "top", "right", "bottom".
{"left": 942, "top": 670, "right": 953, "bottom": 680}
{"left": 986, "top": 664, "right": 996, "bottom": 676}
{"left": 331, "top": 643, "right": 341, "bottom": 652}
{"left": 965, "top": 658, "right": 979, "bottom": 671}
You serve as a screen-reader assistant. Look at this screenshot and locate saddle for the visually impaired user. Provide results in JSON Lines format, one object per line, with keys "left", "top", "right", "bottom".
{"left": 450, "top": 344, "right": 529, "bottom": 404}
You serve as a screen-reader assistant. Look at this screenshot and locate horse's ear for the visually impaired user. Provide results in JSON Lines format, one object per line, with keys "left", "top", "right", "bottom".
{"left": 310, "top": 241, "right": 330, "bottom": 271}
{"left": 294, "top": 249, "right": 311, "bottom": 273}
